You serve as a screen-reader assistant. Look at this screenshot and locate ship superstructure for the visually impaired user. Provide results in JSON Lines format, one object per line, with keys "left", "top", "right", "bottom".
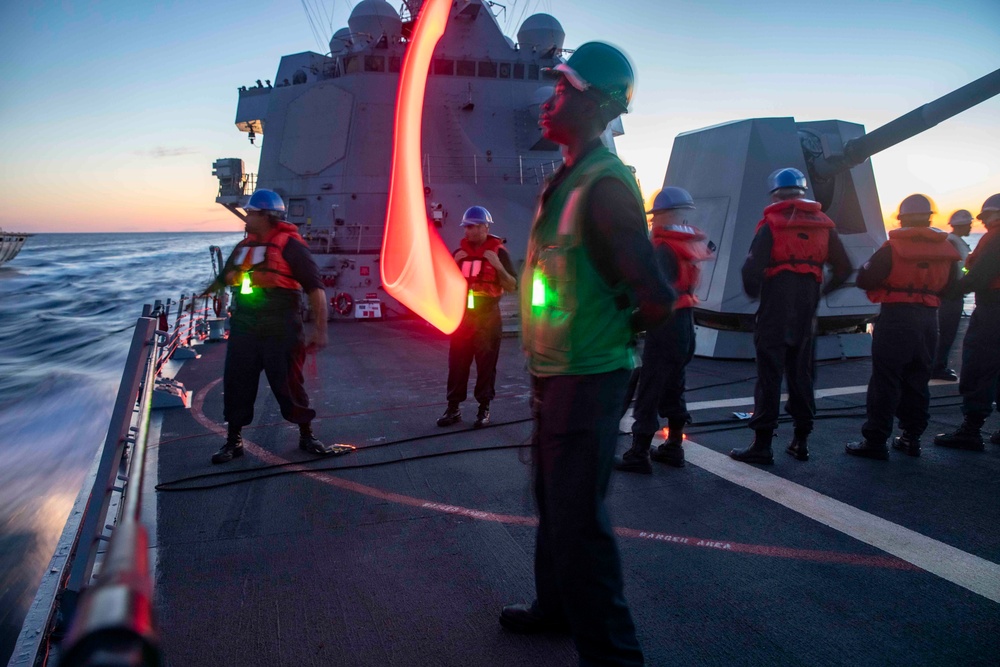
{"left": 213, "top": 0, "right": 625, "bottom": 318}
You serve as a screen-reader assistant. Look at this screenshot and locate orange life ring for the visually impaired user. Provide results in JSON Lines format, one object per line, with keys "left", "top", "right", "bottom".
{"left": 332, "top": 292, "right": 354, "bottom": 316}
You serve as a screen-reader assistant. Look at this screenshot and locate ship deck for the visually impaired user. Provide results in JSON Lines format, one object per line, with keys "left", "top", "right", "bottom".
{"left": 148, "top": 317, "right": 1000, "bottom": 666}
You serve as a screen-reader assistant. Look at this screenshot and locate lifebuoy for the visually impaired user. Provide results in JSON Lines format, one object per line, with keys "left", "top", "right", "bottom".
{"left": 332, "top": 292, "right": 354, "bottom": 316}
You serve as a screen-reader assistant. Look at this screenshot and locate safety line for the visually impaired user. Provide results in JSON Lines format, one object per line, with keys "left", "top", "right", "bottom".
{"left": 682, "top": 439, "right": 1000, "bottom": 604}
{"left": 182, "top": 380, "right": 913, "bottom": 570}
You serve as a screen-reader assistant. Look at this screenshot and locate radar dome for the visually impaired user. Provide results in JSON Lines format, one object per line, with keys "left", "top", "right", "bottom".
{"left": 329, "top": 27, "right": 353, "bottom": 56}
{"left": 348, "top": 0, "right": 402, "bottom": 45}
{"left": 517, "top": 14, "right": 564, "bottom": 54}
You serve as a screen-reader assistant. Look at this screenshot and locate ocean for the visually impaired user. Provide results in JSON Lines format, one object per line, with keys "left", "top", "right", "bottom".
{"left": 0, "top": 232, "right": 242, "bottom": 662}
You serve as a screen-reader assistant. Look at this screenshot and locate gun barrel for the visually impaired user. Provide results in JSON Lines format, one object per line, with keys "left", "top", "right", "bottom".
{"left": 812, "top": 68, "right": 1000, "bottom": 179}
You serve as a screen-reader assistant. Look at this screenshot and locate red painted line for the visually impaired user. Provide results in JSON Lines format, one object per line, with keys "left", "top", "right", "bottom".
{"left": 189, "top": 381, "right": 918, "bottom": 570}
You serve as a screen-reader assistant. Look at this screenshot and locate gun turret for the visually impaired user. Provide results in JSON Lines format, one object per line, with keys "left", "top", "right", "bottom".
{"left": 810, "top": 68, "right": 1000, "bottom": 181}
{"left": 661, "top": 67, "right": 1000, "bottom": 360}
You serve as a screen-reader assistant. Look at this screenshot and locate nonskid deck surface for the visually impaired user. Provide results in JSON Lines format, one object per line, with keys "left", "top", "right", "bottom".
{"left": 152, "top": 318, "right": 1000, "bottom": 666}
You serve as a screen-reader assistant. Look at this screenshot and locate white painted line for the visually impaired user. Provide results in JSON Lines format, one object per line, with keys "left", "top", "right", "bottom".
{"left": 681, "top": 379, "right": 955, "bottom": 413}
{"left": 681, "top": 439, "right": 1000, "bottom": 604}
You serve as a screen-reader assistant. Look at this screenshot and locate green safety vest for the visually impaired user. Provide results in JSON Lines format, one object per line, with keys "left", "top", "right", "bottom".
{"left": 520, "top": 146, "right": 642, "bottom": 376}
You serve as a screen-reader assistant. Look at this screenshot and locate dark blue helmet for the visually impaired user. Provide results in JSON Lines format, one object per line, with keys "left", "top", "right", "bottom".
{"left": 768, "top": 168, "right": 807, "bottom": 194}
{"left": 461, "top": 206, "right": 493, "bottom": 226}
{"left": 245, "top": 189, "right": 286, "bottom": 219}
{"left": 647, "top": 186, "right": 695, "bottom": 213}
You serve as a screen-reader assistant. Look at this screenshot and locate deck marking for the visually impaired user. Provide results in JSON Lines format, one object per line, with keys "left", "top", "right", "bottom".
{"left": 682, "top": 438, "right": 1000, "bottom": 603}
{"left": 683, "top": 379, "right": 954, "bottom": 413}
{"left": 183, "top": 380, "right": 913, "bottom": 570}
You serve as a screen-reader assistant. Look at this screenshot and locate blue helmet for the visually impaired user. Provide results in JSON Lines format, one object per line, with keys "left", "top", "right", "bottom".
{"left": 245, "top": 189, "right": 286, "bottom": 219}
{"left": 461, "top": 205, "right": 493, "bottom": 226}
{"left": 647, "top": 187, "right": 695, "bottom": 213}
{"left": 768, "top": 168, "right": 807, "bottom": 194}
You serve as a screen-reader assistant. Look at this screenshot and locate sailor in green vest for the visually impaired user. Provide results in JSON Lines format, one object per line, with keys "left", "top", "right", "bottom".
{"left": 499, "top": 42, "right": 675, "bottom": 667}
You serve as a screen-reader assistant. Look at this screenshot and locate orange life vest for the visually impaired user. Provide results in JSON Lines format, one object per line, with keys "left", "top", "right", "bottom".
{"left": 964, "top": 226, "right": 1000, "bottom": 291}
{"left": 865, "top": 226, "right": 959, "bottom": 307}
{"left": 229, "top": 222, "right": 304, "bottom": 290}
{"left": 652, "top": 224, "right": 712, "bottom": 309}
{"left": 459, "top": 235, "right": 505, "bottom": 299}
{"left": 757, "top": 199, "right": 835, "bottom": 282}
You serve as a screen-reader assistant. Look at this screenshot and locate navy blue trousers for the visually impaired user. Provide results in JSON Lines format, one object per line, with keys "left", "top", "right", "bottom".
{"left": 531, "top": 370, "right": 644, "bottom": 666}
{"left": 632, "top": 309, "right": 695, "bottom": 435}
{"left": 862, "top": 304, "right": 937, "bottom": 443}
{"left": 959, "top": 302, "right": 1000, "bottom": 421}
{"left": 223, "top": 316, "right": 314, "bottom": 429}
{"left": 446, "top": 304, "right": 501, "bottom": 407}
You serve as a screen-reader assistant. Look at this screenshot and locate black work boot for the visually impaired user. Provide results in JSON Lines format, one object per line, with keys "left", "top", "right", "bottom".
{"left": 651, "top": 418, "right": 685, "bottom": 467}
{"left": 930, "top": 367, "right": 959, "bottom": 382}
{"left": 934, "top": 418, "right": 986, "bottom": 451}
{"left": 615, "top": 433, "right": 654, "bottom": 474}
{"left": 211, "top": 430, "right": 244, "bottom": 464}
{"left": 473, "top": 404, "right": 490, "bottom": 429}
{"left": 436, "top": 403, "right": 461, "bottom": 427}
{"left": 785, "top": 427, "right": 810, "bottom": 462}
{"left": 844, "top": 439, "right": 889, "bottom": 460}
{"left": 730, "top": 430, "right": 774, "bottom": 464}
{"left": 891, "top": 432, "right": 921, "bottom": 457}
{"left": 298, "top": 423, "right": 328, "bottom": 455}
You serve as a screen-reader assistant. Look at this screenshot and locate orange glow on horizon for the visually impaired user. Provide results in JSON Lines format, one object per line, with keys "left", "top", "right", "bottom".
{"left": 381, "top": 0, "right": 466, "bottom": 334}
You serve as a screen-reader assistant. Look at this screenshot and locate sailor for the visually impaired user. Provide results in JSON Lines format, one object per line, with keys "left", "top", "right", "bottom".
{"left": 846, "top": 194, "right": 960, "bottom": 459}
{"left": 615, "top": 187, "right": 711, "bottom": 473}
{"left": 435, "top": 206, "right": 517, "bottom": 428}
{"left": 500, "top": 42, "right": 674, "bottom": 666}
{"left": 931, "top": 210, "right": 974, "bottom": 381}
{"left": 732, "top": 168, "right": 852, "bottom": 464}
{"left": 934, "top": 193, "right": 1000, "bottom": 451}
{"left": 203, "top": 189, "right": 330, "bottom": 464}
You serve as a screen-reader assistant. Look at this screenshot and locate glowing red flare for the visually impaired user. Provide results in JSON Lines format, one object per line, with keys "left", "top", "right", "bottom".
{"left": 381, "top": 0, "right": 465, "bottom": 334}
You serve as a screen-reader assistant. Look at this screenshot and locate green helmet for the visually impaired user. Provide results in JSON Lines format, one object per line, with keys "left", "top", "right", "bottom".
{"left": 547, "top": 42, "right": 634, "bottom": 116}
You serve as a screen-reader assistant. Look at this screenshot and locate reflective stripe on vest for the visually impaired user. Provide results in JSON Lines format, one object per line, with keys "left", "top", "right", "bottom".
{"left": 229, "top": 222, "right": 304, "bottom": 291}
{"left": 459, "top": 235, "right": 505, "bottom": 300}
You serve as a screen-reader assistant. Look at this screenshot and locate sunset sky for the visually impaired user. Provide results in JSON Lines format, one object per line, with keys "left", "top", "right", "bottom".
{"left": 1, "top": 0, "right": 998, "bottom": 234}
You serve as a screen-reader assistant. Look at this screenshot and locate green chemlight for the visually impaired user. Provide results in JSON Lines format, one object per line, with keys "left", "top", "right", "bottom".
{"left": 467, "top": 290, "right": 475, "bottom": 309}
{"left": 532, "top": 270, "right": 545, "bottom": 307}
{"left": 241, "top": 273, "right": 254, "bottom": 294}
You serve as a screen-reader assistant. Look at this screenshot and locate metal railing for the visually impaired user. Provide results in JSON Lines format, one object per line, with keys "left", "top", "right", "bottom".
{"left": 422, "top": 154, "right": 562, "bottom": 185}
{"left": 52, "top": 307, "right": 165, "bottom": 666}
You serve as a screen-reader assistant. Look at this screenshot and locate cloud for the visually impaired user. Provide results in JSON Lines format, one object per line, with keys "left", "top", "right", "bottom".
{"left": 134, "top": 147, "right": 198, "bottom": 159}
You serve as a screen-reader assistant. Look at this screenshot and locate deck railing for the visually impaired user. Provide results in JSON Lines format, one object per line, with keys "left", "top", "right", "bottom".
{"left": 55, "top": 306, "right": 165, "bottom": 666}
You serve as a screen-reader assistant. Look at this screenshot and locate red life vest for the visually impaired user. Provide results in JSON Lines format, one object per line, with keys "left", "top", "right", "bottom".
{"left": 229, "top": 222, "right": 304, "bottom": 290}
{"left": 459, "top": 234, "right": 505, "bottom": 299}
{"left": 866, "top": 226, "right": 959, "bottom": 307}
{"left": 964, "top": 226, "right": 1000, "bottom": 291}
{"left": 757, "top": 199, "right": 835, "bottom": 282}
{"left": 652, "top": 224, "right": 712, "bottom": 309}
